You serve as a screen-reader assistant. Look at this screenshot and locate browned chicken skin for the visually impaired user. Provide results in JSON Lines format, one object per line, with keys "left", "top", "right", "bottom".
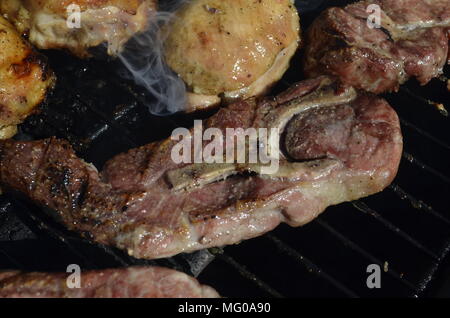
{"left": 0, "top": 0, "right": 157, "bottom": 57}
{"left": 0, "top": 15, "right": 55, "bottom": 139}
{"left": 164, "top": 0, "right": 301, "bottom": 111}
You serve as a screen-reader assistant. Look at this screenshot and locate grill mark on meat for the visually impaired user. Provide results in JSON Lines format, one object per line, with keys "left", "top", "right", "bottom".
{"left": 30, "top": 138, "right": 52, "bottom": 194}
{"left": 73, "top": 177, "right": 88, "bottom": 210}
{"left": 324, "top": 31, "right": 350, "bottom": 51}
{"left": 0, "top": 77, "right": 403, "bottom": 259}
{"left": 378, "top": 26, "right": 395, "bottom": 43}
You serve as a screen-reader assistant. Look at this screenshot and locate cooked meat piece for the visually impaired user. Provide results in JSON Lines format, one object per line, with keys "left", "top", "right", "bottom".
{"left": 304, "top": 0, "right": 450, "bottom": 94}
{"left": 0, "top": 76, "right": 402, "bottom": 259}
{"left": 0, "top": 0, "right": 157, "bottom": 57}
{"left": 0, "top": 16, "right": 55, "bottom": 139}
{"left": 0, "top": 267, "right": 219, "bottom": 298}
{"left": 164, "top": 0, "right": 300, "bottom": 111}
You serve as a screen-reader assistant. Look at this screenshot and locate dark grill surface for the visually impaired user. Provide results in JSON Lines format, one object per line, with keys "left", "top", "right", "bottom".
{"left": 1, "top": 0, "right": 449, "bottom": 297}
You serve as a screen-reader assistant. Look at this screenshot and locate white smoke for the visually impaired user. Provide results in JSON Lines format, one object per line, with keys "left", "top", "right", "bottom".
{"left": 117, "top": 1, "right": 189, "bottom": 115}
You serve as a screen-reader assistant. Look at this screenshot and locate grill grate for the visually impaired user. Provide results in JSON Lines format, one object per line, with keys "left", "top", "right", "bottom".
{"left": 0, "top": 0, "right": 449, "bottom": 297}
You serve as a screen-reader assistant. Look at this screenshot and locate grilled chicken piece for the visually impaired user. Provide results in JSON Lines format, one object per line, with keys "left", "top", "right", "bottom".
{"left": 0, "top": 0, "right": 157, "bottom": 58}
{"left": 304, "top": 0, "right": 450, "bottom": 94}
{"left": 0, "top": 16, "right": 55, "bottom": 139}
{"left": 0, "top": 77, "right": 402, "bottom": 259}
{"left": 164, "top": 0, "right": 300, "bottom": 111}
{"left": 0, "top": 267, "right": 219, "bottom": 298}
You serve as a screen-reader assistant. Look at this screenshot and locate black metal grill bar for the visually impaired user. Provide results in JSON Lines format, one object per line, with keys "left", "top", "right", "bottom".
{"left": 399, "top": 87, "right": 448, "bottom": 116}
{"left": 399, "top": 118, "right": 450, "bottom": 150}
{"left": 388, "top": 183, "right": 450, "bottom": 226}
{"left": 19, "top": 93, "right": 205, "bottom": 275}
{"left": 352, "top": 201, "right": 440, "bottom": 262}
{"left": 16, "top": 108, "right": 142, "bottom": 270}
{"left": 216, "top": 252, "right": 284, "bottom": 298}
{"left": 352, "top": 194, "right": 449, "bottom": 292}
{"left": 110, "top": 103, "right": 139, "bottom": 121}
{"left": 93, "top": 244, "right": 130, "bottom": 267}
{"left": 265, "top": 234, "right": 359, "bottom": 297}
{"left": 85, "top": 123, "right": 110, "bottom": 143}
{"left": 73, "top": 95, "right": 139, "bottom": 147}
{"left": 280, "top": 79, "right": 291, "bottom": 87}
{"left": 18, "top": 203, "right": 99, "bottom": 269}
{"left": 73, "top": 97, "right": 193, "bottom": 272}
{"left": 0, "top": 248, "right": 25, "bottom": 270}
{"left": 163, "top": 257, "right": 186, "bottom": 273}
{"left": 74, "top": 93, "right": 215, "bottom": 275}
{"left": 6, "top": 65, "right": 444, "bottom": 296}
{"left": 0, "top": 200, "right": 11, "bottom": 215}
{"left": 402, "top": 152, "right": 450, "bottom": 185}
{"left": 315, "top": 218, "right": 418, "bottom": 292}
{"left": 0, "top": 200, "right": 27, "bottom": 270}
{"left": 278, "top": 78, "right": 449, "bottom": 292}
{"left": 74, "top": 79, "right": 448, "bottom": 293}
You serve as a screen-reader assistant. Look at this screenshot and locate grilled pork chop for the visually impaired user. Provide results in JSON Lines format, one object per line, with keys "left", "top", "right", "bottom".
{"left": 0, "top": 0, "right": 156, "bottom": 57}
{"left": 304, "top": 0, "right": 450, "bottom": 94}
{"left": 0, "top": 267, "right": 219, "bottom": 298}
{"left": 0, "top": 77, "right": 402, "bottom": 259}
{"left": 0, "top": 16, "right": 55, "bottom": 139}
{"left": 164, "top": 0, "right": 300, "bottom": 111}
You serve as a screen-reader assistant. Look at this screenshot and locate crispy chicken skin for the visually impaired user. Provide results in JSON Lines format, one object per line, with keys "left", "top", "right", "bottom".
{"left": 0, "top": 0, "right": 157, "bottom": 57}
{"left": 0, "top": 16, "right": 55, "bottom": 139}
{"left": 164, "top": 0, "right": 300, "bottom": 111}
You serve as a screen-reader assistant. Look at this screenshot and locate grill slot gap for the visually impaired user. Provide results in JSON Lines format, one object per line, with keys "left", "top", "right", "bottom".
{"left": 315, "top": 218, "right": 418, "bottom": 292}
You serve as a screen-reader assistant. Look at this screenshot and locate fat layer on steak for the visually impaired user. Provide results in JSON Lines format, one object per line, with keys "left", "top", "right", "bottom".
{"left": 304, "top": 0, "right": 450, "bottom": 94}
{"left": 0, "top": 77, "right": 402, "bottom": 259}
{"left": 0, "top": 266, "right": 219, "bottom": 298}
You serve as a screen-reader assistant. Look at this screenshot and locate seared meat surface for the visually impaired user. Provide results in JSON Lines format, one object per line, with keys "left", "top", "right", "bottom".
{"left": 164, "top": 0, "right": 300, "bottom": 111}
{"left": 0, "top": 77, "right": 402, "bottom": 259}
{"left": 0, "top": 267, "right": 219, "bottom": 298}
{"left": 0, "top": 16, "right": 54, "bottom": 139}
{"left": 304, "top": 0, "right": 450, "bottom": 94}
{"left": 0, "top": 0, "right": 156, "bottom": 57}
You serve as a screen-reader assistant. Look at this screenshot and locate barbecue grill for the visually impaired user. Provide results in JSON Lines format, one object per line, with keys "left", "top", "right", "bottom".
{"left": 0, "top": 0, "right": 449, "bottom": 297}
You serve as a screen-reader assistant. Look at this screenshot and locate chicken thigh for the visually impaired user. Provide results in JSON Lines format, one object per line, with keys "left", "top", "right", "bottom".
{"left": 0, "top": 0, "right": 157, "bottom": 57}
{"left": 0, "top": 16, "right": 55, "bottom": 139}
{"left": 164, "top": 0, "right": 301, "bottom": 111}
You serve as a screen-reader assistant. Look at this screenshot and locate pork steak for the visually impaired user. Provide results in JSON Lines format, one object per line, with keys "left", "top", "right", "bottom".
{"left": 304, "top": 0, "right": 450, "bottom": 94}
{"left": 0, "top": 76, "right": 403, "bottom": 259}
{"left": 0, "top": 266, "right": 219, "bottom": 298}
